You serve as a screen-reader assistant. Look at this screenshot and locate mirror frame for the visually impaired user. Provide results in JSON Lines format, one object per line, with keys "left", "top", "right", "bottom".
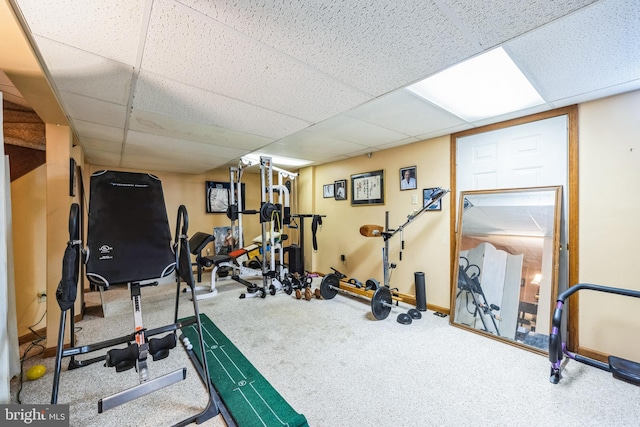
{"left": 451, "top": 186, "right": 562, "bottom": 354}
{"left": 450, "top": 106, "right": 579, "bottom": 352}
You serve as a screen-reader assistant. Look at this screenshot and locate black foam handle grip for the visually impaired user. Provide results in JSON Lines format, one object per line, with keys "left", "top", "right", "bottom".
{"left": 149, "top": 334, "right": 177, "bottom": 355}
{"left": 105, "top": 344, "right": 139, "bottom": 367}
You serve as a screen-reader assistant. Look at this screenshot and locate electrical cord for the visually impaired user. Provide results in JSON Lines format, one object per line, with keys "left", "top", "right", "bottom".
{"left": 16, "top": 310, "right": 47, "bottom": 404}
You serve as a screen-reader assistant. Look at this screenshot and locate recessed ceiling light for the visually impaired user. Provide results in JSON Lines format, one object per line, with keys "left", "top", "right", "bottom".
{"left": 407, "top": 47, "right": 545, "bottom": 122}
{"left": 242, "top": 153, "right": 312, "bottom": 167}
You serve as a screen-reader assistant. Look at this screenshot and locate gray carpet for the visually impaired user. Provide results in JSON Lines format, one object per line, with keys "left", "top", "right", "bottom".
{"left": 11, "top": 273, "right": 640, "bottom": 426}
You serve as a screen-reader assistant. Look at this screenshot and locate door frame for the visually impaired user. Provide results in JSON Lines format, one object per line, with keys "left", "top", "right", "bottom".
{"left": 450, "top": 105, "right": 579, "bottom": 351}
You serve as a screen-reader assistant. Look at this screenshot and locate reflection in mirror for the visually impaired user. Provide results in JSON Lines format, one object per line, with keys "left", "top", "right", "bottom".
{"left": 452, "top": 187, "right": 562, "bottom": 353}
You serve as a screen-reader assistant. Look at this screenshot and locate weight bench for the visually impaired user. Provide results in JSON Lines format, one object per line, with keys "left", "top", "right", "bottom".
{"left": 187, "top": 231, "right": 285, "bottom": 299}
{"left": 187, "top": 231, "right": 234, "bottom": 301}
{"left": 51, "top": 170, "right": 221, "bottom": 425}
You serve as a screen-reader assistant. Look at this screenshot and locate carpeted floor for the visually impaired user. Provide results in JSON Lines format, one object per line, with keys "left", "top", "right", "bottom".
{"left": 11, "top": 273, "right": 640, "bottom": 426}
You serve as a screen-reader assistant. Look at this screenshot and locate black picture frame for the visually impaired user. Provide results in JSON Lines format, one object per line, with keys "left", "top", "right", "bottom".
{"left": 400, "top": 166, "right": 417, "bottom": 191}
{"left": 351, "top": 170, "right": 384, "bottom": 205}
{"left": 206, "top": 181, "right": 245, "bottom": 214}
{"left": 323, "top": 184, "right": 335, "bottom": 198}
{"left": 334, "top": 179, "right": 347, "bottom": 200}
{"left": 423, "top": 187, "right": 442, "bottom": 211}
{"left": 69, "top": 158, "right": 77, "bottom": 197}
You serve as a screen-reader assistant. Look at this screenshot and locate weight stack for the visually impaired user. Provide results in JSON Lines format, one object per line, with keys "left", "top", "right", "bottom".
{"left": 287, "top": 244, "right": 304, "bottom": 275}
{"left": 415, "top": 272, "right": 427, "bottom": 311}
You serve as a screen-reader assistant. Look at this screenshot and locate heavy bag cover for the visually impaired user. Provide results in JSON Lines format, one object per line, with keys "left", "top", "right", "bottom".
{"left": 86, "top": 170, "right": 175, "bottom": 287}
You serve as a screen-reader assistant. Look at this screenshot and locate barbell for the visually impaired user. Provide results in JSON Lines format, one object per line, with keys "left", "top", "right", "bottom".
{"left": 320, "top": 273, "right": 422, "bottom": 322}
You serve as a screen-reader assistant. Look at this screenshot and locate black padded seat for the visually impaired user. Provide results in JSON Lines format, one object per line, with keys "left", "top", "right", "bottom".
{"left": 189, "top": 232, "right": 232, "bottom": 282}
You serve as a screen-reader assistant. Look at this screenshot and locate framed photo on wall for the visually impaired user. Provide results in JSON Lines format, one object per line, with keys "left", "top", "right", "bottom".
{"left": 400, "top": 166, "right": 417, "bottom": 190}
{"left": 323, "top": 184, "right": 335, "bottom": 198}
{"left": 334, "top": 179, "right": 347, "bottom": 200}
{"left": 206, "top": 181, "right": 245, "bottom": 213}
{"left": 351, "top": 170, "right": 384, "bottom": 205}
{"left": 423, "top": 187, "right": 442, "bottom": 211}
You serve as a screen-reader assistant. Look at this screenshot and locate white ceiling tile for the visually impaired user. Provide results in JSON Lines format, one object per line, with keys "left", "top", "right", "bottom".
{"left": 8, "top": 0, "right": 640, "bottom": 174}
{"left": 550, "top": 80, "right": 640, "bottom": 108}
{"left": 307, "top": 115, "right": 410, "bottom": 146}
{"left": 506, "top": 0, "right": 640, "bottom": 102}
{"left": 125, "top": 130, "right": 248, "bottom": 160}
{"left": 141, "top": 1, "right": 371, "bottom": 122}
{"left": 258, "top": 144, "right": 343, "bottom": 163}
{"left": 441, "top": 0, "right": 599, "bottom": 48}
{"left": 133, "top": 71, "right": 311, "bottom": 139}
{"left": 180, "top": 0, "right": 479, "bottom": 95}
{"left": 79, "top": 137, "right": 122, "bottom": 154}
{"left": 346, "top": 90, "right": 468, "bottom": 137}
{"left": 128, "top": 109, "right": 273, "bottom": 150}
{"left": 270, "top": 130, "right": 370, "bottom": 155}
{"left": 59, "top": 91, "right": 127, "bottom": 128}
{"left": 83, "top": 149, "right": 121, "bottom": 167}
{"left": 73, "top": 119, "right": 124, "bottom": 143}
{"left": 34, "top": 36, "right": 133, "bottom": 105}
{"left": 375, "top": 137, "right": 423, "bottom": 151}
{"left": 120, "top": 152, "right": 222, "bottom": 175}
{"left": 16, "top": 0, "right": 146, "bottom": 65}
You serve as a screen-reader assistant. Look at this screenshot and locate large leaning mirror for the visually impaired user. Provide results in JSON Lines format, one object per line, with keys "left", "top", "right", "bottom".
{"left": 452, "top": 186, "right": 562, "bottom": 354}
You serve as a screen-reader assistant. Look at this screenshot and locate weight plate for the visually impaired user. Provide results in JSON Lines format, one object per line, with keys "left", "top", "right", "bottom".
{"left": 408, "top": 308, "right": 422, "bottom": 320}
{"left": 371, "top": 286, "right": 392, "bottom": 320}
{"left": 283, "top": 280, "right": 293, "bottom": 295}
{"left": 365, "top": 278, "right": 380, "bottom": 291}
{"left": 320, "top": 274, "right": 339, "bottom": 300}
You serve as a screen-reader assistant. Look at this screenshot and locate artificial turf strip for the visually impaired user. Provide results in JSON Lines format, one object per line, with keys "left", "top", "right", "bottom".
{"left": 181, "top": 314, "right": 309, "bottom": 427}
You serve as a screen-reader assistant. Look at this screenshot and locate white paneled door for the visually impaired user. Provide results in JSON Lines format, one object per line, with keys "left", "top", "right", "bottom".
{"left": 457, "top": 115, "right": 568, "bottom": 192}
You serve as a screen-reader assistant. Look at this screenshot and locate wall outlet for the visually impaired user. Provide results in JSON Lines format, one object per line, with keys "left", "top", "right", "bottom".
{"left": 411, "top": 195, "right": 418, "bottom": 205}
{"left": 37, "top": 291, "right": 46, "bottom": 304}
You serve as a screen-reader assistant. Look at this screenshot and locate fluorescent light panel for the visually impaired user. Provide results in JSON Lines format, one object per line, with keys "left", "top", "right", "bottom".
{"left": 407, "top": 48, "right": 545, "bottom": 122}
{"left": 243, "top": 153, "right": 312, "bottom": 167}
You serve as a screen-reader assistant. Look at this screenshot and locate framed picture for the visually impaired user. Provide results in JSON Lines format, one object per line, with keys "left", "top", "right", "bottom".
{"left": 423, "top": 187, "right": 442, "bottom": 211}
{"left": 213, "top": 226, "right": 240, "bottom": 255}
{"left": 69, "top": 158, "right": 77, "bottom": 197}
{"left": 206, "top": 181, "right": 245, "bottom": 213}
{"left": 334, "top": 179, "right": 347, "bottom": 200}
{"left": 323, "top": 184, "right": 335, "bottom": 198}
{"left": 400, "top": 166, "right": 417, "bottom": 190}
{"left": 351, "top": 170, "right": 384, "bottom": 205}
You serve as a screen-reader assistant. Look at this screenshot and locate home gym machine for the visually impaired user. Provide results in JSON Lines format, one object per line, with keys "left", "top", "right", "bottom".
{"left": 320, "top": 187, "right": 449, "bottom": 323}
{"left": 184, "top": 158, "right": 297, "bottom": 299}
{"left": 549, "top": 283, "right": 640, "bottom": 385}
{"left": 456, "top": 256, "right": 501, "bottom": 335}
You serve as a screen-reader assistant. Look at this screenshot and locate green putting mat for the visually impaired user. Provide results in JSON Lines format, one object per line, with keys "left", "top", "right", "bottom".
{"left": 181, "top": 314, "right": 309, "bottom": 427}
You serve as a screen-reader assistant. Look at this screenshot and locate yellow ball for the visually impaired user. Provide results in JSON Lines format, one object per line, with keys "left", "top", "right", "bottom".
{"left": 26, "top": 364, "right": 46, "bottom": 381}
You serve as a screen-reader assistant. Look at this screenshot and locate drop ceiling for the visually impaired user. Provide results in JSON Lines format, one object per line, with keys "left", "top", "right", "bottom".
{"left": 3, "top": 0, "right": 640, "bottom": 174}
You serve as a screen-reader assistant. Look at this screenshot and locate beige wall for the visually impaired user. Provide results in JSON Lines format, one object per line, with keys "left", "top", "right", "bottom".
{"left": 299, "top": 136, "right": 452, "bottom": 309}
{"left": 11, "top": 90, "right": 640, "bottom": 362}
{"left": 578, "top": 89, "right": 640, "bottom": 360}
{"left": 11, "top": 165, "right": 46, "bottom": 337}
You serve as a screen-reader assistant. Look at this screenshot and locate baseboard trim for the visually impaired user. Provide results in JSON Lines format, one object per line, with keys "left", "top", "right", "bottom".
{"left": 18, "top": 327, "right": 46, "bottom": 345}
{"left": 577, "top": 346, "right": 609, "bottom": 363}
